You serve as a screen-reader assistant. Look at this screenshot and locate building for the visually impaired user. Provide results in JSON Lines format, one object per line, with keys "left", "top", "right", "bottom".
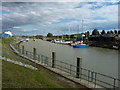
{"left": 0, "top": 31, "right": 13, "bottom": 38}
{"left": 4, "top": 31, "right": 13, "bottom": 36}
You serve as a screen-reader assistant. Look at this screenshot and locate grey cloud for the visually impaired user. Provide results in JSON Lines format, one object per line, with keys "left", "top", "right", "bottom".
{"left": 2, "top": 2, "right": 118, "bottom": 35}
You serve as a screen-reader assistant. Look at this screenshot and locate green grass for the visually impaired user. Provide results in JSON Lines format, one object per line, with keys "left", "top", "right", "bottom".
{"left": 2, "top": 61, "right": 67, "bottom": 88}
{"left": 0, "top": 38, "right": 14, "bottom": 44}
{"left": 0, "top": 38, "right": 29, "bottom": 64}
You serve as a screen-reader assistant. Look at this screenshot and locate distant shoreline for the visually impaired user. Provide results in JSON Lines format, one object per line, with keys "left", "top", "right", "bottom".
{"left": 89, "top": 42, "right": 119, "bottom": 50}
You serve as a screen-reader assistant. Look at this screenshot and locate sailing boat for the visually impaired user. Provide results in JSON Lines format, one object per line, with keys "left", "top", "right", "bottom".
{"left": 72, "top": 20, "right": 89, "bottom": 48}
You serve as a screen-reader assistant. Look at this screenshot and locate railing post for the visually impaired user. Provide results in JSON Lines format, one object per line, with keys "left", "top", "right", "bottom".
{"left": 41, "top": 55, "right": 43, "bottom": 63}
{"left": 45, "top": 57, "right": 48, "bottom": 65}
{"left": 70, "top": 65, "right": 72, "bottom": 75}
{"left": 17, "top": 44, "right": 20, "bottom": 52}
{"left": 33, "top": 48, "right": 36, "bottom": 60}
{"left": 91, "top": 72, "right": 93, "bottom": 82}
{"left": 30, "top": 52, "right": 32, "bottom": 58}
{"left": 113, "top": 78, "right": 116, "bottom": 90}
{"left": 38, "top": 55, "right": 40, "bottom": 62}
{"left": 94, "top": 72, "right": 97, "bottom": 87}
{"left": 52, "top": 52, "right": 56, "bottom": 68}
{"left": 76, "top": 57, "right": 82, "bottom": 78}
{"left": 22, "top": 46, "right": 24, "bottom": 54}
{"left": 88, "top": 70, "right": 90, "bottom": 83}
{"left": 26, "top": 51, "right": 28, "bottom": 56}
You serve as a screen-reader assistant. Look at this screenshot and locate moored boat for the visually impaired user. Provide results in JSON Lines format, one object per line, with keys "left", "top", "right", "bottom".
{"left": 20, "top": 38, "right": 29, "bottom": 42}
{"left": 113, "top": 45, "right": 119, "bottom": 49}
{"left": 72, "top": 41, "right": 89, "bottom": 48}
{"left": 72, "top": 19, "right": 89, "bottom": 48}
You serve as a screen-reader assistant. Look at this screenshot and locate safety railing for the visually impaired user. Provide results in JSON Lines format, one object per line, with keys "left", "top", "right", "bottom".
{"left": 10, "top": 42, "right": 120, "bottom": 89}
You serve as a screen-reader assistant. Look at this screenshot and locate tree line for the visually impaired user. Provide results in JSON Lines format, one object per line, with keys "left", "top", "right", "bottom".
{"left": 47, "top": 29, "right": 120, "bottom": 38}
{"left": 89, "top": 29, "right": 120, "bottom": 37}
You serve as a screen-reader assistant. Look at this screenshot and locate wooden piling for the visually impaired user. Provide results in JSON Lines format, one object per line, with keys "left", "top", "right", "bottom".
{"left": 52, "top": 52, "right": 56, "bottom": 68}
{"left": 33, "top": 48, "right": 36, "bottom": 60}
{"left": 76, "top": 57, "right": 82, "bottom": 78}
{"left": 22, "top": 46, "right": 24, "bottom": 54}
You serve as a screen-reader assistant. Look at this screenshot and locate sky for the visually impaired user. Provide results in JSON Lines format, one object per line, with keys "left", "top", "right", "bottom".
{"left": 1, "top": 0, "right": 119, "bottom": 36}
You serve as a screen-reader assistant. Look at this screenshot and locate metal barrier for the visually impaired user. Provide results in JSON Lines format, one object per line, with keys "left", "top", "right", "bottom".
{"left": 10, "top": 42, "right": 120, "bottom": 89}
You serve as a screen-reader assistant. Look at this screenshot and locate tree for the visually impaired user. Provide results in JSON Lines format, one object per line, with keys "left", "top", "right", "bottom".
{"left": 118, "top": 30, "right": 120, "bottom": 34}
{"left": 101, "top": 30, "right": 106, "bottom": 35}
{"left": 85, "top": 31, "right": 90, "bottom": 37}
{"left": 114, "top": 30, "right": 117, "bottom": 35}
{"left": 92, "top": 29, "right": 99, "bottom": 36}
{"left": 107, "top": 31, "right": 110, "bottom": 35}
{"left": 70, "top": 35, "right": 75, "bottom": 38}
{"left": 110, "top": 30, "right": 114, "bottom": 35}
{"left": 47, "top": 33, "right": 53, "bottom": 37}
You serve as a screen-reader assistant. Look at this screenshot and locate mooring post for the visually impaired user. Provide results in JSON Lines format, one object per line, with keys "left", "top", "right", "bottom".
{"left": 22, "top": 46, "right": 24, "bottom": 54}
{"left": 33, "top": 48, "right": 36, "bottom": 60}
{"left": 76, "top": 57, "right": 82, "bottom": 78}
{"left": 52, "top": 52, "right": 56, "bottom": 68}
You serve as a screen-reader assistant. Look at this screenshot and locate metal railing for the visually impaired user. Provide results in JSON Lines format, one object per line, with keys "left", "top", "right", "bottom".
{"left": 11, "top": 42, "right": 120, "bottom": 89}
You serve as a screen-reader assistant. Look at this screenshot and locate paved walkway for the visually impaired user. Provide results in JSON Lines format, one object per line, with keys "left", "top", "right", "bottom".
{"left": 1, "top": 56, "right": 37, "bottom": 70}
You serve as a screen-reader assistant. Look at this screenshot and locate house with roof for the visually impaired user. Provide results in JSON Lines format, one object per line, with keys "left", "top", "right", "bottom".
{"left": 0, "top": 31, "right": 13, "bottom": 38}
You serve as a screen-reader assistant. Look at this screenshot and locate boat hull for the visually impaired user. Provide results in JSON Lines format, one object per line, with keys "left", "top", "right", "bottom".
{"left": 73, "top": 45, "right": 89, "bottom": 48}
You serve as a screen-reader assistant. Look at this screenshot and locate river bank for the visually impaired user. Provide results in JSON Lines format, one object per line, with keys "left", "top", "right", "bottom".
{"left": 39, "top": 37, "right": 119, "bottom": 50}
{"left": 89, "top": 41, "right": 119, "bottom": 50}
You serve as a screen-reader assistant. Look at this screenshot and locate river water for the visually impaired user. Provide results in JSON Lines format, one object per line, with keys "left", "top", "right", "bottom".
{"left": 20, "top": 39, "right": 118, "bottom": 80}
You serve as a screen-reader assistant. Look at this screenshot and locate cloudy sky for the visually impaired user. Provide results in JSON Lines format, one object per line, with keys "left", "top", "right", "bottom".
{"left": 1, "top": 1, "right": 119, "bottom": 36}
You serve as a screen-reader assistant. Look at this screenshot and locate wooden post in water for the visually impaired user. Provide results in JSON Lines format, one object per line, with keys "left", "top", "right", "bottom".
{"left": 33, "top": 48, "right": 36, "bottom": 60}
{"left": 76, "top": 57, "right": 82, "bottom": 78}
{"left": 22, "top": 46, "right": 24, "bottom": 54}
{"left": 52, "top": 52, "right": 56, "bottom": 68}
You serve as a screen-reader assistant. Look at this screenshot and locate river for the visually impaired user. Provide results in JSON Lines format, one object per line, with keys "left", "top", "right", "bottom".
{"left": 20, "top": 39, "right": 118, "bottom": 80}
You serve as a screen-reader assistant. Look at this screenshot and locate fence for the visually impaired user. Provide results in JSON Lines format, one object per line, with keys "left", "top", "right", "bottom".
{"left": 11, "top": 42, "right": 120, "bottom": 89}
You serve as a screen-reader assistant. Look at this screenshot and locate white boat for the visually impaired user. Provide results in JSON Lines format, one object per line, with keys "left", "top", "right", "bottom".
{"left": 63, "top": 40, "right": 72, "bottom": 44}
{"left": 113, "top": 45, "right": 119, "bottom": 49}
{"left": 20, "top": 38, "right": 29, "bottom": 42}
{"left": 72, "top": 41, "right": 89, "bottom": 48}
{"left": 54, "top": 39, "right": 62, "bottom": 43}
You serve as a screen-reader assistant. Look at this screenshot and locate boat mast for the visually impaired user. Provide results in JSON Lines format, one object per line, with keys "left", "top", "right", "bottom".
{"left": 68, "top": 24, "right": 70, "bottom": 40}
{"left": 78, "top": 25, "right": 80, "bottom": 34}
{"left": 58, "top": 31, "right": 59, "bottom": 40}
{"left": 77, "top": 25, "right": 80, "bottom": 41}
{"left": 81, "top": 19, "right": 84, "bottom": 41}
{"left": 61, "top": 31, "right": 64, "bottom": 40}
